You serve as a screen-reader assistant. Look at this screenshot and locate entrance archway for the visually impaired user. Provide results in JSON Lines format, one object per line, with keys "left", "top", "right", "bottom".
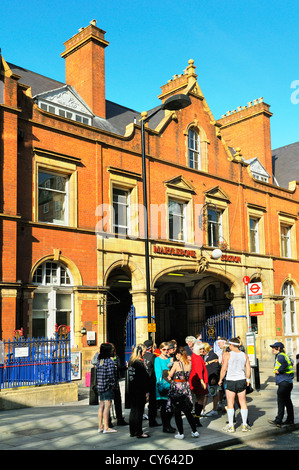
{"left": 106, "top": 267, "right": 132, "bottom": 366}
{"left": 154, "top": 268, "right": 232, "bottom": 346}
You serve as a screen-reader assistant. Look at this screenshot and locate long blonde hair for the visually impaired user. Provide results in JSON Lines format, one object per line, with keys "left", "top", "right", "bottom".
{"left": 128, "top": 343, "right": 146, "bottom": 366}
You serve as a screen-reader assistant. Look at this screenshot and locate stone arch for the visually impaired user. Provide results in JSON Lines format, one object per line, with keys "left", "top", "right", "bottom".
{"left": 29, "top": 254, "right": 82, "bottom": 285}
{"left": 103, "top": 258, "right": 145, "bottom": 290}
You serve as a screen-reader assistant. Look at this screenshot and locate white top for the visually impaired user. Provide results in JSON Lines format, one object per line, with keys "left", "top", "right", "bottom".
{"left": 226, "top": 350, "right": 246, "bottom": 381}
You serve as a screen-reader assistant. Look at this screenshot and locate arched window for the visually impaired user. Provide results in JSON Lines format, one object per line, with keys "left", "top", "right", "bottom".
{"left": 188, "top": 128, "right": 201, "bottom": 169}
{"left": 282, "top": 281, "right": 297, "bottom": 335}
{"left": 32, "top": 261, "right": 73, "bottom": 338}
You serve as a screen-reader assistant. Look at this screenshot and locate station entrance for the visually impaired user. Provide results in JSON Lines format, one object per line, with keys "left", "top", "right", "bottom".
{"left": 154, "top": 269, "right": 232, "bottom": 347}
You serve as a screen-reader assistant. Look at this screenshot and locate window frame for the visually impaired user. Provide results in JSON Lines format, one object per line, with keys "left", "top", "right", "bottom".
{"left": 34, "top": 153, "right": 78, "bottom": 228}
{"left": 188, "top": 127, "right": 201, "bottom": 170}
{"left": 32, "top": 261, "right": 74, "bottom": 340}
{"left": 112, "top": 186, "right": 131, "bottom": 238}
{"left": 282, "top": 281, "right": 297, "bottom": 336}
{"left": 168, "top": 198, "right": 187, "bottom": 242}
{"left": 38, "top": 170, "right": 69, "bottom": 226}
{"left": 249, "top": 216, "right": 260, "bottom": 253}
{"left": 207, "top": 207, "right": 223, "bottom": 248}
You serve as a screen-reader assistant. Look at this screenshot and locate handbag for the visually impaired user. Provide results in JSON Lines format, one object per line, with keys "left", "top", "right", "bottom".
{"left": 246, "top": 383, "right": 253, "bottom": 394}
{"left": 157, "top": 377, "right": 170, "bottom": 396}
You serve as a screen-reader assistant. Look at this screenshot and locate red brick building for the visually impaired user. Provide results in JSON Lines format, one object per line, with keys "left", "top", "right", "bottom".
{"left": 1, "top": 20, "right": 299, "bottom": 371}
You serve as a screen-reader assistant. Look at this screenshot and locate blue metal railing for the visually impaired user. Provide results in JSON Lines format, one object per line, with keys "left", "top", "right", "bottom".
{"left": 0, "top": 335, "right": 71, "bottom": 390}
{"left": 125, "top": 305, "right": 136, "bottom": 365}
{"left": 201, "top": 306, "right": 236, "bottom": 345}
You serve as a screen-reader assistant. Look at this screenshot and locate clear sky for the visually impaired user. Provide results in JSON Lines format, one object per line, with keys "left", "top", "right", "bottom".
{"left": 1, "top": 0, "right": 298, "bottom": 150}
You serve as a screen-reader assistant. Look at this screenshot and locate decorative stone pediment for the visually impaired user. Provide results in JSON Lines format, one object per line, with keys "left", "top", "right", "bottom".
{"left": 245, "top": 158, "right": 270, "bottom": 178}
{"left": 36, "top": 85, "right": 93, "bottom": 116}
{"left": 164, "top": 175, "right": 196, "bottom": 194}
{"left": 204, "top": 186, "right": 230, "bottom": 202}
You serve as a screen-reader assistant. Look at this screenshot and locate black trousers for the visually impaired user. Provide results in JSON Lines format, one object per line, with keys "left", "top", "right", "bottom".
{"left": 148, "top": 381, "right": 157, "bottom": 425}
{"left": 276, "top": 381, "right": 294, "bottom": 423}
{"left": 174, "top": 406, "right": 197, "bottom": 435}
{"left": 129, "top": 394, "right": 146, "bottom": 437}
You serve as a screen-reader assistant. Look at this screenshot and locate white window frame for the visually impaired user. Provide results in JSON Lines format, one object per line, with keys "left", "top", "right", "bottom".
{"left": 249, "top": 217, "right": 260, "bottom": 253}
{"left": 188, "top": 128, "right": 201, "bottom": 170}
{"left": 38, "top": 170, "right": 69, "bottom": 226}
{"left": 282, "top": 282, "right": 297, "bottom": 336}
{"left": 281, "top": 224, "right": 291, "bottom": 258}
{"left": 207, "top": 208, "right": 223, "bottom": 247}
{"left": 112, "top": 187, "right": 131, "bottom": 237}
{"left": 39, "top": 100, "right": 91, "bottom": 125}
{"left": 168, "top": 199, "right": 187, "bottom": 242}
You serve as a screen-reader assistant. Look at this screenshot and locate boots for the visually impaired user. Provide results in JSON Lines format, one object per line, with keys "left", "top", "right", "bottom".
{"left": 194, "top": 403, "right": 203, "bottom": 427}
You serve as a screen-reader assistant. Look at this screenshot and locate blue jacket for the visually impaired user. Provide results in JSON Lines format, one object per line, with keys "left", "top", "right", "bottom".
{"left": 274, "top": 352, "right": 294, "bottom": 384}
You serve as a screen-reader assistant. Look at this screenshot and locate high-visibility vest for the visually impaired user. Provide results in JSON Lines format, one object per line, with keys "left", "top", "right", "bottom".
{"left": 273, "top": 352, "right": 294, "bottom": 376}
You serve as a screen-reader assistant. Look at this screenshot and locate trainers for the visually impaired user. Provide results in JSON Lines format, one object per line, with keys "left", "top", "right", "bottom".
{"left": 174, "top": 433, "right": 184, "bottom": 439}
{"left": 242, "top": 424, "right": 251, "bottom": 432}
{"left": 223, "top": 424, "right": 235, "bottom": 433}
{"left": 191, "top": 431, "right": 199, "bottom": 438}
{"left": 268, "top": 419, "right": 281, "bottom": 428}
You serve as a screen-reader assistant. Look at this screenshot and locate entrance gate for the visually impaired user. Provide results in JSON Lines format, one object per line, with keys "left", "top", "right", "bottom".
{"left": 125, "top": 305, "right": 135, "bottom": 365}
{"left": 196, "top": 306, "right": 236, "bottom": 345}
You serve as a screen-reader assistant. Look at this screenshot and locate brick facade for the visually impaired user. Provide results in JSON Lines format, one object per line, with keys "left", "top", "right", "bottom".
{"left": 1, "top": 20, "right": 299, "bottom": 373}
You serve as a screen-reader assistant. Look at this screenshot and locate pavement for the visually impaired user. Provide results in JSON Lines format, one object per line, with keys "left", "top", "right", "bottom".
{"left": 0, "top": 361, "right": 299, "bottom": 452}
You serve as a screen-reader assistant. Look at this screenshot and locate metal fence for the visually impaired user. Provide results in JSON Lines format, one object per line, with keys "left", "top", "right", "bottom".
{"left": 193, "top": 306, "right": 236, "bottom": 345}
{"left": 0, "top": 335, "right": 71, "bottom": 390}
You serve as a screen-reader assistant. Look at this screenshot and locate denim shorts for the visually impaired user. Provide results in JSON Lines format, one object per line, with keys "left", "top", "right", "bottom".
{"left": 99, "top": 389, "right": 114, "bottom": 401}
{"left": 226, "top": 379, "right": 246, "bottom": 394}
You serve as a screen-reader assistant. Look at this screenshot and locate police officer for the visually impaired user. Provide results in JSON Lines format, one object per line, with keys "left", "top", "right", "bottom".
{"left": 268, "top": 341, "right": 295, "bottom": 427}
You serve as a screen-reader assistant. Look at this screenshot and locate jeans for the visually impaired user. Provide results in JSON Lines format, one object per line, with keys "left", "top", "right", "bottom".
{"left": 276, "top": 381, "right": 294, "bottom": 423}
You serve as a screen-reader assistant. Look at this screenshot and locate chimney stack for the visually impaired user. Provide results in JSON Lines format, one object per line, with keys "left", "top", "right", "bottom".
{"left": 61, "top": 20, "right": 109, "bottom": 118}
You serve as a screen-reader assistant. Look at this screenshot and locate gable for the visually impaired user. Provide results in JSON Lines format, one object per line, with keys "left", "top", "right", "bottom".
{"left": 36, "top": 85, "right": 94, "bottom": 117}
{"left": 245, "top": 158, "right": 270, "bottom": 177}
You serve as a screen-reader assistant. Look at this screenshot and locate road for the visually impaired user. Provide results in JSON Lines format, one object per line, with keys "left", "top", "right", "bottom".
{"left": 221, "top": 428, "right": 299, "bottom": 450}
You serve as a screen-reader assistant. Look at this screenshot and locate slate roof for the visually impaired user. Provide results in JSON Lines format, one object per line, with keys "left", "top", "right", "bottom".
{"left": 7, "top": 62, "right": 145, "bottom": 136}
{"left": 272, "top": 141, "right": 299, "bottom": 188}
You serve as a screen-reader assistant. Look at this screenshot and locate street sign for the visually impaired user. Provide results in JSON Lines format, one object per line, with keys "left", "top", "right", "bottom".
{"left": 148, "top": 323, "right": 156, "bottom": 332}
{"left": 243, "top": 276, "right": 250, "bottom": 285}
{"left": 248, "top": 282, "right": 262, "bottom": 296}
{"left": 248, "top": 282, "right": 263, "bottom": 316}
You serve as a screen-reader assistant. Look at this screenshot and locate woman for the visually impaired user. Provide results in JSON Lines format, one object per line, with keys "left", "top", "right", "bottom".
{"left": 218, "top": 337, "right": 251, "bottom": 433}
{"left": 167, "top": 347, "right": 199, "bottom": 439}
{"left": 127, "top": 343, "right": 150, "bottom": 438}
{"left": 189, "top": 342, "right": 208, "bottom": 427}
{"left": 96, "top": 342, "right": 118, "bottom": 434}
{"left": 154, "top": 342, "right": 175, "bottom": 433}
{"left": 203, "top": 343, "right": 220, "bottom": 416}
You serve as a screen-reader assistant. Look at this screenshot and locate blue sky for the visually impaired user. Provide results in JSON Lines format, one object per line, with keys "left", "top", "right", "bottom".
{"left": 1, "top": 0, "right": 298, "bottom": 149}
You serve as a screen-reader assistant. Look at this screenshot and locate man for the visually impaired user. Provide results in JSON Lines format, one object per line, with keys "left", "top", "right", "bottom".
{"left": 268, "top": 342, "right": 294, "bottom": 427}
{"left": 143, "top": 339, "right": 160, "bottom": 427}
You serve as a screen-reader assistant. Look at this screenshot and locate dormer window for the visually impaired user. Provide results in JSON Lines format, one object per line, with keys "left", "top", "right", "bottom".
{"left": 39, "top": 101, "right": 91, "bottom": 125}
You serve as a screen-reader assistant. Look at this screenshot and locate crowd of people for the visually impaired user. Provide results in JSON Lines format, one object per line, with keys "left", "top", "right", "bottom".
{"left": 93, "top": 334, "right": 257, "bottom": 439}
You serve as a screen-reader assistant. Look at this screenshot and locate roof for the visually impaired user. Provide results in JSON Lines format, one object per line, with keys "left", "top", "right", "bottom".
{"left": 272, "top": 141, "right": 299, "bottom": 188}
{"left": 7, "top": 62, "right": 142, "bottom": 136}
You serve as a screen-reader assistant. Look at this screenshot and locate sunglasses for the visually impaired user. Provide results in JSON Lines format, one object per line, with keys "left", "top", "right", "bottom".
{"left": 162, "top": 348, "right": 169, "bottom": 351}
